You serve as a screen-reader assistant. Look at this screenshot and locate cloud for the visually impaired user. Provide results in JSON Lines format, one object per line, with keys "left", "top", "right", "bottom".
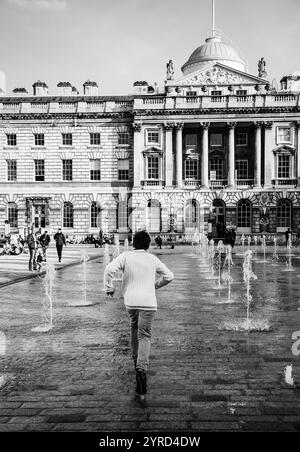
{"left": 7, "top": 0, "right": 68, "bottom": 11}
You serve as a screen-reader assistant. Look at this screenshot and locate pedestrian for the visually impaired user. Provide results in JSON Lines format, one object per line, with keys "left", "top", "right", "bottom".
{"left": 155, "top": 234, "right": 162, "bottom": 249}
{"left": 104, "top": 230, "right": 174, "bottom": 400}
{"left": 27, "top": 229, "right": 38, "bottom": 271}
{"left": 285, "top": 228, "right": 292, "bottom": 247}
{"left": 36, "top": 249, "right": 44, "bottom": 272}
{"left": 39, "top": 230, "right": 51, "bottom": 261}
{"left": 53, "top": 228, "right": 66, "bottom": 263}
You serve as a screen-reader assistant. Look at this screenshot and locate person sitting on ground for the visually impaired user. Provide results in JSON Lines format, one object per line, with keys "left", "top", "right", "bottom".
{"left": 104, "top": 230, "right": 174, "bottom": 400}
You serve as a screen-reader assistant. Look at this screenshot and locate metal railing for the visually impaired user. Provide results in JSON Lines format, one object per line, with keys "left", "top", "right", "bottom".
{"left": 236, "top": 179, "right": 254, "bottom": 186}
{"left": 141, "top": 180, "right": 165, "bottom": 187}
{"left": 272, "top": 178, "right": 297, "bottom": 186}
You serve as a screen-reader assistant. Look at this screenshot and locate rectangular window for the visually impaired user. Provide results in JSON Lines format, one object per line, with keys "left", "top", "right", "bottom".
{"left": 62, "top": 133, "right": 73, "bottom": 146}
{"left": 147, "top": 130, "right": 160, "bottom": 145}
{"left": 277, "top": 127, "right": 291, "bottom": 144}
{"left": 7, "top": 134, "right": 17, "bottom": 146}
{"left": 35, "top": 159, "right": 45, "bottom": 181}
{"left": 147, "top": 155, "right": 159, "bottom": 179}
{"left": 235, "top": 160, "right": 248, "bottom": 179}
{"left": 277, "top": 155, "right": 290, "bottom": 178}
{"left": 34, "top": 133, "right": 45, "bottom": 146}
{"left": 90, "top": 159, "right": 101, "bottom": 180}
{"left": 118, "top": 159, "right": 129, "bottom": 181}
{"left": 62, "top": 159, "right": 73, "bottom": 181}
{"left": 7, "top": 160, "right": 17, "bottom": 181}
{"left": 185, "top": 134, "right": 197, "bottom": 147}
{"left": 210, "top": 159, "right": 223, "bottom": 180}
{"left": 90, "top": 133, "right": 101, "bottom": 146}
{"left": 185, "top": 159, "right": 198, "bottom": 179}
{"left": 211, "top": 90, "right": 222, "bottom": 96}
{"left": 236, "top": 90, "right": 248, "bottom": 96}
{"left": 186, "top": 91, "right": 197, "bottom": 97}
{"left": 236, "top": 132, "right": 248, "bottom": 146}
{"left": 8, "top": 204, "right": 18, "bottom": 228}
{"left": 118, "top": 132, "right": 130, "bottom": 145}
{"left": 210, "top": 133, "right": 222, "bottom": 146}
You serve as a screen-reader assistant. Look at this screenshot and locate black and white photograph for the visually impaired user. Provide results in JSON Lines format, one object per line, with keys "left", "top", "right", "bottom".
{"left": 0, "top": 0, "right": 300, "bottom": 438}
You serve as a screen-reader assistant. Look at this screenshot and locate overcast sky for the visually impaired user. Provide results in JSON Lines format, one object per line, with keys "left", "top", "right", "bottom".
{"left": 0, "top": 0, "right": 300, "bottom": 96}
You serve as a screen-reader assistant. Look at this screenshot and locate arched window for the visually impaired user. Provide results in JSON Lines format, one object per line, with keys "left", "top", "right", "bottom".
{"left": 8, "top": 202, "right": 18, "bottom": 228}
{"left": 118, "top": 200, "right": 128, "bottom": 229}
{"left": 147, "top": 200, "right": 161, "bottom": 233}
{"left": 63, "top": 202, "right": 73, "bottom": 228}
{"left": 185, "top": 199, "right": 199, "bottom": 229}
{"left": 277, "top": 199, "right": 291, "bottom": 229}
{"left": 91, "top": 202, "right": 102, "bottom": 229}
{"left": 237, "top": 199, "right": 252, "bottom": 231}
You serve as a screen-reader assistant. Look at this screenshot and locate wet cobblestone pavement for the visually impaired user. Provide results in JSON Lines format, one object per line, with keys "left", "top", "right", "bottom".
{"left": 0, "top": 245, "right": 300, "bottom": 432}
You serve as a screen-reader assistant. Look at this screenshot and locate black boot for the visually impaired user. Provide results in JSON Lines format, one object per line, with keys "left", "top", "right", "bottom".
{"left": 136, "top": 369, "right": 147, "bottom": 399}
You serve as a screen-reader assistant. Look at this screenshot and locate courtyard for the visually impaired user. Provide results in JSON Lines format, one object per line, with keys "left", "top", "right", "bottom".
{"left": 0, "top": 243, "right": 300, "bottom": 432}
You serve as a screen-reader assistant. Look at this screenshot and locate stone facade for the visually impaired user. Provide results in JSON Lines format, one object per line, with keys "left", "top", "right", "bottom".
{"left": 1, "top": 33, "right": 300, "bottom": 238}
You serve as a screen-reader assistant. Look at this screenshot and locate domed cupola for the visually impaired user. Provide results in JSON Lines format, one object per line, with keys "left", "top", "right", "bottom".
{"left": 181, "top": 35, "right": 247, "bottom": 76}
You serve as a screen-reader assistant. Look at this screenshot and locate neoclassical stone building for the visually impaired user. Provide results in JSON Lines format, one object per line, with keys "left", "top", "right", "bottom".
{"left": 1, "top": 31, "right": 300, "bottom": 238}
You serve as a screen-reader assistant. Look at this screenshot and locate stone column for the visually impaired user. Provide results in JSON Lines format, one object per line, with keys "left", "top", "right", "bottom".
{"left": 227, "top": 122, "right": 237, "bottom": 188}
{"left": 164, "top": 123, "right": 174, "bottom": 187}
{"left": 133, "top": 122, "right": 142, "bottom": 187}
{"left": 264, "top": 121, "right": 274, "bottom": 187}
{"left": 175, "top": 122, "right": 184, "bottom": 188}
{"left": 254, "top": 121, "right": 263, "bottom": 187}
{"left": 200, "top": 122, "right": 210, "bottom": 188}
{"left": 296, "top": 121, "right": 300, "bottom": 186}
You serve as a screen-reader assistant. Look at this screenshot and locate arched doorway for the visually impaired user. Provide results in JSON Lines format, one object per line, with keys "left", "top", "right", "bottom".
{"left": 212, "top": 199, "right": 226, "bottom": 237}
{"left": 146, "top": 200, "right": 161, "bottom": 233}
{"left": 185, "top": 199, "right": 199, "bottom": 232}
{"left": 237, "top": 199, "right": 252, "bottom": 233}
{"left": 276, "top": 199, "right": 292, "bottom": 232}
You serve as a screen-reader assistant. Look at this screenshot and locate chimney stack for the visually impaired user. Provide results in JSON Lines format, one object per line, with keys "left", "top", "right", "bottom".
{"left": 83, "top": 80, "right": 98, "bottom": 96}
{"left": 33, "top": 80, "right": 48, "bottom": 96}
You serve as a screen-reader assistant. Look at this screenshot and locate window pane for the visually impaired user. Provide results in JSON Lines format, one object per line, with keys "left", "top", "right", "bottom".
{"left": 35, "top": 159, "right": 45, "bottom": 181}
{"left": 277, "top": 128, "right": 291, "bottom": 143}
{"left": 90, "top": 159, "right": 101, "bottom": 180}
{"left": 91, "top": 202, "right": 102, "bottom": 228}
{"left": 278, "top": 155, "right": 290, "bottom": 178}
{"left": 210, "top": 134, "right": 222, "bottom": 146}
{"left": 210, "top": 159, "right": 223, "bottom": 179}
{"left": 62, "top": 159, "right": 73, "bottom": 181}
{"left": 34, "top": 133, "right": 45, "bottom": 146}
{"left": 235, "top": 160, "right": 248, "bottom": 179}
{"left": 277, "top": 200, "right": 291, "bottom": 228}
{"left": 185, "top": 160, "right": 198, "bottom": 179}
{"left": 147, "top": 130, "right": 160, "bottom": 144}
{"left": 236, "top": 133, "right": 247, "bottom": 146}
{"left": 7, "top": 160, "right": 17, "bottom": 181}
{"left": 8, "top": 203, "right": 18, "bottom": 228}
{"left": 7, "top": 134, "right": 17, "bottom": 146}
{"left": 237, "top": 200, "right": 252, "bottom": 228}
{"left": 148, "top": 156, "right": 159, "bottom": 179}
{"left": 63, "top": 202, "right": 73, "bottom": 228}
{"left": 62, "top": 133, "right": 73, "bottom": 146}
{"left": 118, "top": 132, "right": 129, "bottom": 145}
{"left": 185, "top": 199, "right": 198, "bottom": 228}
{"left": 118, "top": 201, "right": 128, "bottom": 228}
{"left": 90, "top": 133, "right": 101, "bottom": 145}
{"left": 118, "top": 159, "right": 129, "bottom": 181}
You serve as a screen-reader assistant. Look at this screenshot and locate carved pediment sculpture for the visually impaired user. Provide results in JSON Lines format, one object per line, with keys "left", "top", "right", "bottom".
{"left": 178, "top": 67, "right": 252, "bottom": 86}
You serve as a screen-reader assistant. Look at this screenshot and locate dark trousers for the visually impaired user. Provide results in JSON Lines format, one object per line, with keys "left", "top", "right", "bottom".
{"left": 29, "top": 247, "right": 37, "bottom": 270}
{"left": 56, "top": 244, "right": 63, "bottom": 261}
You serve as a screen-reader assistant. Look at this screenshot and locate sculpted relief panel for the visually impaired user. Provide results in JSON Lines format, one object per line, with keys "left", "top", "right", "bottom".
{"left": 179, "top": 67, "right": 251, "bottom": 85}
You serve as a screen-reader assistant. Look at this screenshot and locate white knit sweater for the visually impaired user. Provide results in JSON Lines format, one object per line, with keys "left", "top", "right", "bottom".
{"left": 103, "top": 250, "right": 174, "bottom": 310}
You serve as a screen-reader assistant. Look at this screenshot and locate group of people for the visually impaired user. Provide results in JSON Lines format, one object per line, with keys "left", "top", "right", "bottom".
{"left": 0, "top": 234, "right": 24, "bottom": 255}
{"left": 26, "top": 228, "right": 66, "bottom": 271}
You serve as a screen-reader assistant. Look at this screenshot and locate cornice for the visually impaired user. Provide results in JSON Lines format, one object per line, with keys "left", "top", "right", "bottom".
{"left": 0, "top": 112, "right": 133, "bottom": 121}
{"left": 134, "top": 106, "right": 300, "bottom": 116}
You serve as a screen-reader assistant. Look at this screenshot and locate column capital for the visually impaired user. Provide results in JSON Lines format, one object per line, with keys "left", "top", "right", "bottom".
{"left": 227, "top": 121, "right": 237, "bottom": 130}
{"left": 132, "top": 122, "right": 142, "bottom": 133}
{"left": 175, "top": 122, "right": 184, "bottom": 130}
{"left": 264, "top": 121, "right": 273, "bottom": 129}
{"left": 200, "top": 121, "right": 210, "bottom": 130}
{"left": 164, "top": 122, "right": 175, "bottom": 131}
{"left": 296, "top": 120, "right": 300, "bottom": 129}
{"left": 254, "top": 121, "right": 264, "bottom": 129}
